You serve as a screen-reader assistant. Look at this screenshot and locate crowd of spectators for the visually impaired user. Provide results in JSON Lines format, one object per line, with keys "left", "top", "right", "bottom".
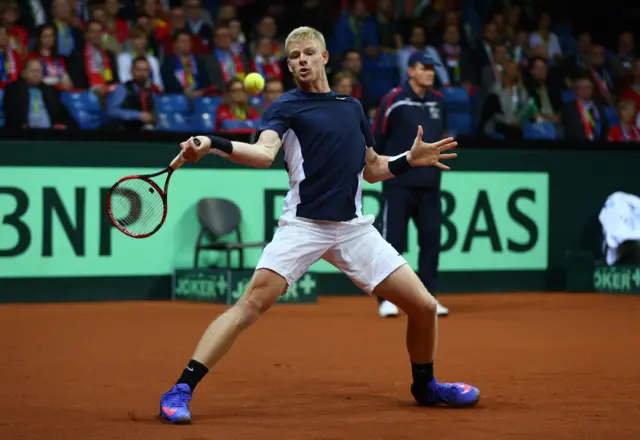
{"left": 0, "top": 0, "right": 638, "bottom": 142}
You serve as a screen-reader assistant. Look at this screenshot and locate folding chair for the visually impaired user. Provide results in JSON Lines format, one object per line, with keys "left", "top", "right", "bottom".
{"left": 193, "top": 198, "right": 267, "bottom": 270}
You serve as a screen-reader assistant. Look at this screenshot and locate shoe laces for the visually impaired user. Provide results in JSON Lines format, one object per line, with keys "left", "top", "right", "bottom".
{"left": 435, "top": 383, "right": 463, "bottom": 399}
{"left": 165, "top": 388, "right": 192, "bottom": 407}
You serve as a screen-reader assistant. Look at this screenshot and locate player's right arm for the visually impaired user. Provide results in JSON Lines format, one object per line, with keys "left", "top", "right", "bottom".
{"left": 178, "top": 97, "right": 288, "bottom": 169}
{"left": 178, "top": 130, "right": 282, "bottom": 169}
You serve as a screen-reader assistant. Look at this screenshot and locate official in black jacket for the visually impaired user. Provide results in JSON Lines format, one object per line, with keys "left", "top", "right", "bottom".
{"left": 371, "top": 52, "right": 450, "bottom": 318}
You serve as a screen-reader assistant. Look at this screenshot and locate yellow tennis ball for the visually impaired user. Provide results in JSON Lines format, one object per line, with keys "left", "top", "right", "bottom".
{"left": 244, "top": 72, "right": 265, "bottom": 95}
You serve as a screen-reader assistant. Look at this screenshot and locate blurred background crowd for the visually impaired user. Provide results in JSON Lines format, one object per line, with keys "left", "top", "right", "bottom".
{"left": 0, "top": 0, "right": 638, "bottom": 141}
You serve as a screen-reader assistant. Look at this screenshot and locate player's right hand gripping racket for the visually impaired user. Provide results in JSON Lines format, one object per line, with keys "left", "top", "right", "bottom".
{"left": 106, "top": 138, "right": 201, "bottom": 239}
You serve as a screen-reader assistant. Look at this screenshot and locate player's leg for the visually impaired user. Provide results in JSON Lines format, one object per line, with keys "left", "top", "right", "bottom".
{"left": 414, "top": 187, "right": 449, "bottom": 317}
{"left": 327, "top": 221, "right": 480, "bottom": 407}
{"left": 159, "top": 218, "right": 332, "bottom": 424}
{"left": 376, "top": 184, "right": 413, "bottom": 318}
{"left": 187, "top": 269, "right": 288, "bottom": 372}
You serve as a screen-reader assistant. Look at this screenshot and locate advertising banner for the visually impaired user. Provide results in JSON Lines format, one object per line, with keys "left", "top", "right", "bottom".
{"left": 0, "top": 167, "right": 548, "bottom": 277}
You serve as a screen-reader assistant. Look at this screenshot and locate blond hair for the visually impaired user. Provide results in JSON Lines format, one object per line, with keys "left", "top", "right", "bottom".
{"left": 285, "top": 26, "right": 326, "bottom": 55}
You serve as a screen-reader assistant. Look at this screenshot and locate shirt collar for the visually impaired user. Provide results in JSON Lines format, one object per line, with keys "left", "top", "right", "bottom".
{"left": 403, "top": 81, "right": 430, "bottom": 102}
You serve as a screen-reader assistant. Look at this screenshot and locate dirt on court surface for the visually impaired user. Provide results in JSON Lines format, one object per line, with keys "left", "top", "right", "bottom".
{"left": 1, "top": 293, "right": 639, "bottom": 440}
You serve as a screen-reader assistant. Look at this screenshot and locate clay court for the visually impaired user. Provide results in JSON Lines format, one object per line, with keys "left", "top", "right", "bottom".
{"left": 1, "top": 293, "right": 638, "bottom": 440}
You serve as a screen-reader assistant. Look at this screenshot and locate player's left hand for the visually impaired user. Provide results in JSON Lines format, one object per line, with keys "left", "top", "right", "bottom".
{"left": 407, "top": 126, "right": 458, "bottom": 170}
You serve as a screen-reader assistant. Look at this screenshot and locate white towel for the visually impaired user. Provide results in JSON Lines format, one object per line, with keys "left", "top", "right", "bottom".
{"left": 598, "top": 191, "right": 640, "bottom": 265}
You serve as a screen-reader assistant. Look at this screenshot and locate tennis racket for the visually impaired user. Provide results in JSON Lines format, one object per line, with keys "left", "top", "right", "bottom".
{"left": 106, "top": 138, "right": 201, "bottom": 238}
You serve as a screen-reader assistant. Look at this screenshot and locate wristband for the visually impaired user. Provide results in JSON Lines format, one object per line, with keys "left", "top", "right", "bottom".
{"left": 206, "top": 136, "right": 233, "bottom": 155}
{"left": 388, "top": 153, "right": 412, "bottom": 176}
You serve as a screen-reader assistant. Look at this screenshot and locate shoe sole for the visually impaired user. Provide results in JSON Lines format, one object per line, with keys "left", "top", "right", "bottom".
{"left": 417, "top": 398, "right": 480, "bottom": 408}
{"left": 159, "top": 413, "right": 192, "bottom": 425}
{"left": 414, "top": 391, "right": 480, "bottom": 408}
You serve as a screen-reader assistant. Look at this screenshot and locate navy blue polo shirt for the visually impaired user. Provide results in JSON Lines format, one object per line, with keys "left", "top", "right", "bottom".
{"left": 372, "top": 81, "right": 446, "bottom": 188}
{"left": 259, "top": 89, "right": 375, "bottom": 222}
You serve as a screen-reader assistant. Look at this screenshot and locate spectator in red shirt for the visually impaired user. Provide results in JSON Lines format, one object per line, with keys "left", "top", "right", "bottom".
{"left": 0, "top": 24, "right": 22, "bottom": 89}
{"left": 1, "top": 2, "right": 29, "bottom": 59}
{"left": 619, "top": 59, "right": 640, "bottom": 122}
{"left": 215, "top": 77, "right": 259, "bottom": 132}
{"left": 608, "top": 100, "right": 640, "bottom": 142}
{"left": 251, "top": 37, "right": 283, "bottom": 81}
{"left": 27, "top": 24, "right": 73, "bottom": 90}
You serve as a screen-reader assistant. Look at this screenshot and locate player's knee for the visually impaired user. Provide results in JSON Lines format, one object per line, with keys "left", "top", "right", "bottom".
{"left": 233, "top": 272, "right": 281, "bottom": 330}
{"left": 409, "top": 290, "right": 437, "bottom": 318}
{"left": 233, "top": 296, "right": 263, "bottom": 330}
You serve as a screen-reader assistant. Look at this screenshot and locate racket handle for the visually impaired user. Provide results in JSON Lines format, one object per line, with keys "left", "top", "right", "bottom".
{"left": 169, "top": 152, "right": 186, "bottom": 170}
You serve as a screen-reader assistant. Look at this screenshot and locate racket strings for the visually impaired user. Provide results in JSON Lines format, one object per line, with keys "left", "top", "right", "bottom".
{"left": 110, "top": 178, "right": 165, "bottom": 236}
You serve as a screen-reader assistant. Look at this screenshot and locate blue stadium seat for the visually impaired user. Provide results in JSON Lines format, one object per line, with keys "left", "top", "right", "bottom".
{"left": 73, "top": 110, "right": 104, "bottom": 130}
{"left": 193, "top": 96, "right": 222, "bottom": 132}
{"left": 61, "top": 90, "right": 101, "bottom": 112}
{"left": 60, "top": 91, "right": 103, "bottom": 129}
{"left": 193, "top": 96, "right": 222, "bottom": 114}
{"left": 523, "top": 121, "right": 557, "bottom": 140}
{"left": 156, "top": 112, "right": 198, "bottom": 132}
{"left": 561, "top": 90, "right": 576, "bottom": 103}
{"left": 446, "top": 112, "right": 473, "bottom": 136}
{"left": 441, "top": 87, "right": 471, "bottom": 117}
{"left": 155, "top": 94, "right": 191, "bottom": 114}
{"left": 220, "top": 119, "right": 258, "bottom": 131}
{"left": 604, "top": 106, "right": 619, "bottom": 126}
{"left": 197, "top": 112, "right": 216, "bottom": 131}
{"left": 441, "top": 86, "right": 469, "bottom": 103}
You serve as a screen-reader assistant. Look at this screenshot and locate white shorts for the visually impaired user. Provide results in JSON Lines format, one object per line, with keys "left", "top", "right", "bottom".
{"left": 256, "top": 214, "right": 408, "bottom": 294}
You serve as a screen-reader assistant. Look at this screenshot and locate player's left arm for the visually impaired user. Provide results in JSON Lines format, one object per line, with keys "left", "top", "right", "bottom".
{"left": 363, "top": 126, "right": 458, "bottom": 184}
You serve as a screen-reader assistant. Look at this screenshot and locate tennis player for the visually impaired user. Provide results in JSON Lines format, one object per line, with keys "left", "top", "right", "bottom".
{"left": 159, "top": 26, "right": 480, "bottom": 424}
